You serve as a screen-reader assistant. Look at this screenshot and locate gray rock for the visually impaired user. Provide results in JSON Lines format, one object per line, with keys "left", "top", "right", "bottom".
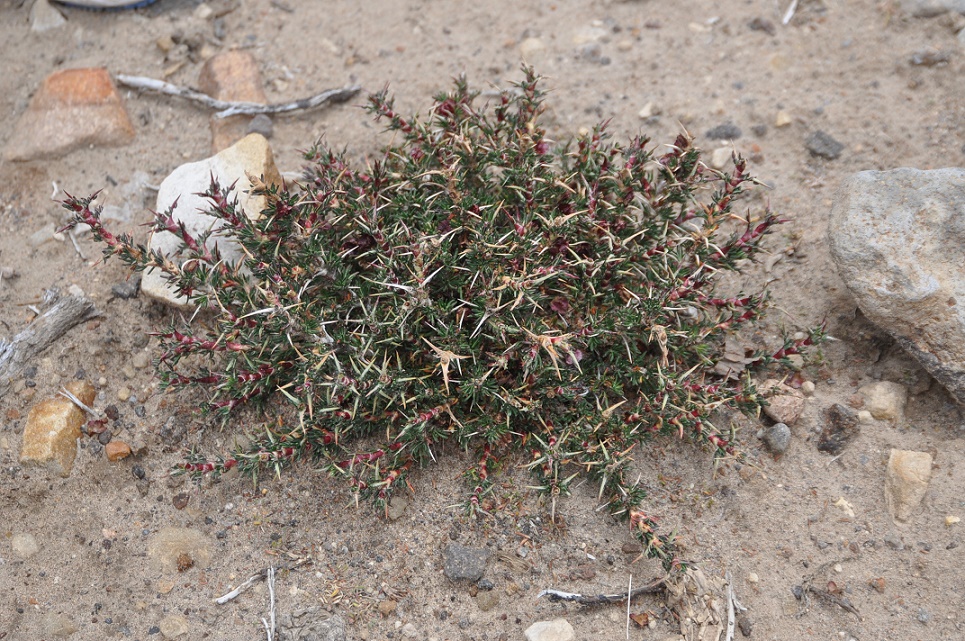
{"left": 818, "top": 404, "right": 860, "bottom": 455}
{"left": 443, "top": 543, "right": 490, "bottom": 582}
{"left": 762, "top": 422, "right": 791, "bottom": 455}
{"left": 829, "top": 168, "right": 965, "bottom": 404}
{"left": 901, "top": 0, "right": 965, "bottom": 17}
{"left": 705, "top": 123, "right": 742, "bottom": 140}
{"left": 805, "top": 130, "right": 844, "bottom": 159}
{"left": 247, "top": 114, "right": 274, "bottom": 139}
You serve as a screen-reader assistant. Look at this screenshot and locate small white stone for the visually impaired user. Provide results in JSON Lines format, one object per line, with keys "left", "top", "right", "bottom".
{"left": 858, "top": 410, "right": 873, "bottom": 424}
{"left": 747, "top": 572, "right": 759, "bottom": 583}
{"left": 775, "top": 110, "right": 793, "bottom": 127}
{"left": 833, "top": 563, "right": 843, "bottom": 573}
{"left": 946, "top": 515, "right": 961, "bottom": 526}
{"left": 858, "top": 381, "right": 908, "bottom": 421}
{"left": 710, "top": 147, "right": 733, "bottom": 170}
{"left": 117, "top": 387, "right": 132, "bottom": 402}
{"left": 11, "top": 533, "right": 40, "bottom": 558}
{"left": 801, "top": 380, "right": 816, "bottom": 396}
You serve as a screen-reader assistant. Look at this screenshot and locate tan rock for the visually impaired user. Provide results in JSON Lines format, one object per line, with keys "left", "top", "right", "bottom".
{"left": 858, "top": 381, "right": 908, "bottom": 422}
{"left": 758, "top": 379, "right": 806, "bottom": 425}
{"left": 199, "top": 51, "right": 267, "bottom": 152}
{"left": 141, "top": 133, "right": 284, "bottom": 306}
{"left": 105, "top": 440, "right": 132, "bottom": 462}
{"left": 5, "top": 68, "right": 134, "bottom": 161}
{"left": 885, "top": 449, "right": 933, "bottom": 523}
{"left": 159, "top": 614, "right": 189, "bottom": 639}
{"left": 29, "top": 0, "right": 66, "bottom": 33}
{"left": 20, "top": 380, "right": 95, "bottom": 477}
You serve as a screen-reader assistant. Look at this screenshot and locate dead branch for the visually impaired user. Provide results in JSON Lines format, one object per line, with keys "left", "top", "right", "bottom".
{"left": 537, "top": 576, "right": 666, "bottom": 605}
{"left": 115, "top": 74, "right": 361, "bottom": 119}
{"left": 0, "top": 294, "right": 98, "bottom": 395}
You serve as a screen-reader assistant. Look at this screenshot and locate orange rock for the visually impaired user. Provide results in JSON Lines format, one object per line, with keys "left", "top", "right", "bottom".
{"left": 199, "top": 51, "right": 268, "bottom": 152}
{"left": 20, "top": 380, "right": 96, "bottom": 477}
{"left": 105, "top": 441, "right": 132, "bottom": 462}
{"left": 4, "top": 68, "right": 135, "bottom": 161}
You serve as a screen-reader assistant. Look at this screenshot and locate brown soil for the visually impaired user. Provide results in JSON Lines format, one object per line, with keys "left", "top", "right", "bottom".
{"left": 2, "top": 1, "right": 964, "bottom": 640}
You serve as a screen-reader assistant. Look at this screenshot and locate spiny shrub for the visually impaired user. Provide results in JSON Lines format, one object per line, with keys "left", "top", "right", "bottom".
{"left": 63, "top": 69, "right": 817, "bottom": 570}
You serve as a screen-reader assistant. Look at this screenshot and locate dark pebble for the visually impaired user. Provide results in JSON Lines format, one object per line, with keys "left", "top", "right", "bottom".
{"left": 105, "top": 405, "right": 120, "bottom": 421}
{"left": 705, "top": 122, "right": 742, "bottom": 140}
{"left": 74, "top": 368, "right": 86, "bottom": 379}
{"left": 97, "top": 430, "right": 113, "bottom": 445}
{"left": 792, "top": 585, "right": 804, "bottom": 600}
{"left": 818, "top": 404, "right": 860, "bottom": 454}
{"left": 477, "top": 578, "right": 495, "bottom": 591}
{"left": 134, "top": 405, "right": 146, "bottom": 418}
{"left": 149, "top": 625, "right": 160, "bottom": 635}
{"left": 763, "top": 423, "right": 791, "bottom": 455}
{"left": 443, "top": 544, "right": 490, "bottom": 582}
{"left": 747, "top": 17, "right": 775, "bottom": 36}
{"left": 738, "top": 615, "right": 753, "bottom": 637}
{"left": 247, "top": 114, "right": 274, "bottom": 139}
{"left": 805, "top": 130, "right": 844, "bottom": 160}
{"left": 172, "top": 492, "right": 190, "bottom": 510}
{"left": 751, "top": 124, "right": 768, "bottom": 137}
{"left": 24, "top": 366, "right": 37, "bottom": 379}
{"left": 216, "top": 530, "right": 227, "bottom": 539}
{"left": 132, "top": 465, "right": 145, "bottom": 480}
{"left": 111, "top": 277, "right": 141, "bottom": 300}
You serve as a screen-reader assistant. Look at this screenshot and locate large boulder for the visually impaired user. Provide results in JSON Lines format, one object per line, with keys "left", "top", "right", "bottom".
{"left": 829, "top": 168, "right": 965, "bottom": 404}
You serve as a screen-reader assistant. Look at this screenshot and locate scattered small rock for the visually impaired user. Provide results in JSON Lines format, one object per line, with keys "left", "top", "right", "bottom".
{"left": 378, "top": 599, "right": 397, "bottom": 616}
{"left": 774, "top": 110, "right": 793, "bottom": 127}
{"left": 247, "top": 114, "right": 274, "bottom": 139}
{"left": 159, "top": 614, "right": 189, "bottom": 639}
{"left": 132, "top": 352, "right": 151, "bottom": 370}
{"left": 4, "top": 68, "right": 135, "bottom": 162}
{"left": 710, "top": 147, "right": 733, "bottom": 170}
{"left": 737, "top": 614, "right": 753, "bottom": 637}
{"left": 801, "top": 380, "right": 816, "bottom": 396}
{"left": 805, "top": 130, "right": 844, "bottom": 159}
{"left": 858, "top": 381, "right": 908, "bottom": 421}
{"left": 759, "top": 380, "right": 806, "bottom": 425}
{"left": 387, "top": 495, "right": 408, "bottom": 521}
{"left": 20, "top": 380, "right": 95, "bottom": 477}
{"left": 42, "top": 612, "right": 77, "bottom": 638}
{"left": 105, "top": 440, "right": 131, "bottom": 461}
{"left": 705, "top": 123, "right": 742, "bottom": 140}
{"left": 909, "top": 48, "right": 952, "bottom": 66}
{"left": 817, "top": 404, "right": 860, "bottom": 455}
{"left": 443, "top": 544, "right": 490, "bottom": 582}
{"left": 30, "top": 0, "right": 66, "bottom": 33}
{"left": 111, "top": 277, "right": 141, "bottom": 299}
{"left": 762, "top": 423, "right": 791, "bottom": 455}
{"left": 476, "top": 589, "right": 500, "bottom": 611}
{"left": 148, "top": 527, "right": 212, "bottom": 573}
{"left": 400, "top": 622, "right": 419, "bottom": 638}
{"left": 885, "top": 449, "right": 933, "bottom": 523}
{"left": 117, "top": 387, "right": 132, "bottom": 402}
{"left": 11, "top": 532, "right": 40, "bottom": 558}
{"left": 172, "top": 492, "right": 190, "bottom": 510}
{"left": 747, "top": 17, "right": 776, "bottom": 36}
{"left": 524, "top": 619, "right": 575, "bottom": 641}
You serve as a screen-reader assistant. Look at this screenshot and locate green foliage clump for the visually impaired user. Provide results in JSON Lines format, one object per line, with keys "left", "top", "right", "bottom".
{"left": 64, "top": 69, "right": 816, "bottom": 569}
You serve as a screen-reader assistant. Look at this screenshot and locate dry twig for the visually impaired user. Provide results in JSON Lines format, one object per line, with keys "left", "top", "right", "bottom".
{"left": 537, "top": 576, "right": 666, "bottom": 605}
{"left": 116, "top": 74, "right": 361, "bottom": 119}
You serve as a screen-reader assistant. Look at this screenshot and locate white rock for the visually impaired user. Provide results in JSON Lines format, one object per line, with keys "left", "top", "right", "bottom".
{"left": 858, "top": 410, "right": 873, "bottom": 424}
{"left": 829, "top": 168, "right": 965, "bottom": 405}
{"left": 774, "top": 110, "right": 793, "bottom": 127}
{"left": 710, "top": 147, "right": 732, "bottom": 170}
{"left": 141, "top": 134, "right": 283, "bottom": 307}
{"left": 858, "top": 381, "right": 908, "bottom": 421}
{"left": 885, "top": 449, "right": 933, "bottom": 523}
{"left": 801, "top": 380, "right": 816, "bottom": 396}
{"left": 30, "top": 0, "right": 66, "bottom": 33}
{"left": 159, "top": 614, "right": 189, "bottom": 639}
{"left": 525, "top": 618, "right": 575, "bottom": 641}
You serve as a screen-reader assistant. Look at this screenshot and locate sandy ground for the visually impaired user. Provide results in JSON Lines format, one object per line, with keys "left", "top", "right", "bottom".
{"left": 2, "top": 0, "right": 965, "bottom": 639}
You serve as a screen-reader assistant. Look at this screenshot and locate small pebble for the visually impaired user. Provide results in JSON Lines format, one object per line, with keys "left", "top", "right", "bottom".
{"left": 247, "top": 114, "right": 274, "bottom": 139}
{"left": 774, "top": 110, "right": 792, "bottom": 127}
{"left": 172, "top": 493, "right": 190, "bottom": 510}
{"left": 747, "top": 572, "right": 759, "bottom": 583}
{"left": 833, "top": 563, "right": 843, "bottom": 573}
{"left": 117, "top": 387, "right": 131, "bottom": 402}
{"left": 946, "top": 515, "right": 961, "bottom": 526}
{"left": 801, "top": 380, "right": 816, "bottom": 396}
{"left": 132, "top": 352, "right": 150, "bottom": 369}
